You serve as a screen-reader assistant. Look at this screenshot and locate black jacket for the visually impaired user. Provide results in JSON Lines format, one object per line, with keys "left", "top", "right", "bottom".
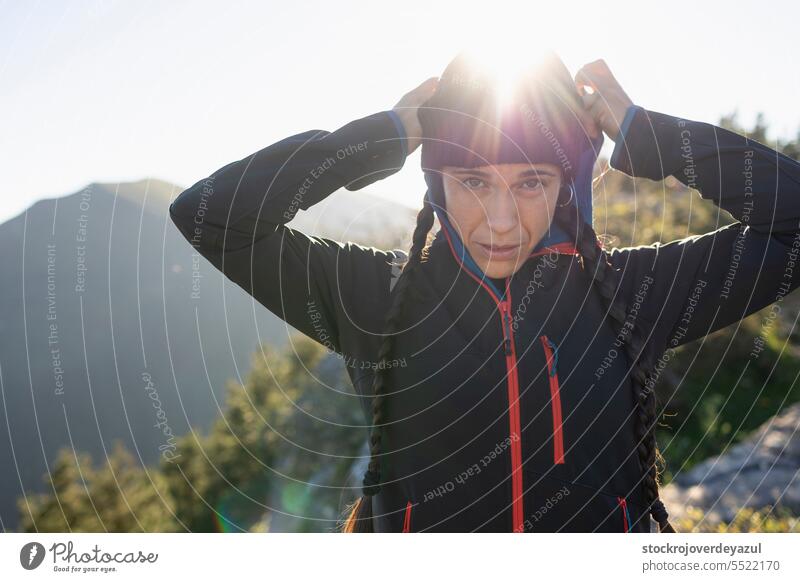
{"left": 170, "top": 105, "right": 800, "bottom": 532}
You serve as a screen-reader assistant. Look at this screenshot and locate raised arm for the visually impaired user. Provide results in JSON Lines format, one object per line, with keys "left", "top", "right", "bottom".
{"left": 575, "top": 59, "right": 800, "bottom": 357}
{"left": 606, "top": 104, "right": 800, "bottom": 354}
{"left": 169, "top": 110, "right": 405, "bottom": 362}
{"left": 169, "top": 78, "right": 437, "bottom": 370}
{"left": 170, "top": 110, "right": 418, "bottom": 378}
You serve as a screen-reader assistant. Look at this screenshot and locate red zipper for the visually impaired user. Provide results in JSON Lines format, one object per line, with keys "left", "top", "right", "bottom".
{"left": 500, "top": 279, "right": 524, "bottom": 533}
{"left": 438, "top": 228, "right": 524, "bottom": 532}
{"left": 617, "top": 496, "right": 629, "bottom": 532}
{"left": 402, "top": 501, "right": 413, "bottom": 533}
{"left": 540, "top": 335, "right": 565, "bottom": 464}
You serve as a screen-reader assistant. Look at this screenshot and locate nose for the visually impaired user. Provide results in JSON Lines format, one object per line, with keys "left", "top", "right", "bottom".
{"left": 484, "top": 189, "right": 520, "bottom": 236}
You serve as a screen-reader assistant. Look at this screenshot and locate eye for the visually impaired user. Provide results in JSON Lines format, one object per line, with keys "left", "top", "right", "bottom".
{"left": 522, "top": 178, "right": 545, "bottom": 190}
{"left": 462, "top": 177, "right": 485, "bottom": 189}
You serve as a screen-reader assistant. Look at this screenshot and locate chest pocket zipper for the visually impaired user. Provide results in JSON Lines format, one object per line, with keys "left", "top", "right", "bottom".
{"left": 617, "top": 496, "right": 631, "bottom": 532}
{"left": 402, "top": 501, "right": 413, "bottom": 533}
{"left": 540, "top": 335, "right": 565, "bottom": 465}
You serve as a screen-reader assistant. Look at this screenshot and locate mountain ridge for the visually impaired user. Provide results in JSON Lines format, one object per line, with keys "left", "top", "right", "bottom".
{"left": 0, "top": 177, "right": 416, "bottom": 531}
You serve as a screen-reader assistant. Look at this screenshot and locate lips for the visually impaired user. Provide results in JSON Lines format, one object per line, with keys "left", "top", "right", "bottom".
{"left": 476, "top": 242, "right": 521, "bottom": 260}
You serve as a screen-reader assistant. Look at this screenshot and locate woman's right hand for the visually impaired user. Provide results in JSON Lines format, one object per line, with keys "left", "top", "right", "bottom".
{"left": 392, "top": 77, "right": 439, "bottom": 155}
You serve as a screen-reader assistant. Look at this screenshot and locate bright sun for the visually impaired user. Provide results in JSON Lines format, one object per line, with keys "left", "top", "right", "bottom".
{"left": 440, "top": 0, "right": 577, "bottom": 106}
{"left": 457, "top": 45, "right": 553, "bottom": 109}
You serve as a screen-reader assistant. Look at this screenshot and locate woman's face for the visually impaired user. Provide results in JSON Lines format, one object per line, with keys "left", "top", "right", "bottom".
{"left": 441, "top": 162, "right": 562, "bottom": 279}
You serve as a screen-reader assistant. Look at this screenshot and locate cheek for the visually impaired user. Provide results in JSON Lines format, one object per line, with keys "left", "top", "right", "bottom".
{"left": 520, "top": 195, "right": 556, "bottom": 236}
{"left": 444, "top": 188, "right": 484, "bottom": 232}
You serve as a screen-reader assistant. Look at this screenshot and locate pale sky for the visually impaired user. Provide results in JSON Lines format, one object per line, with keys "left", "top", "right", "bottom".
{"left": 2, "top": 0, "right": 799, "bottom": 224}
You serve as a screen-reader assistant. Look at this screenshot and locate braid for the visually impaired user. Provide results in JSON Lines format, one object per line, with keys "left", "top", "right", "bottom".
{"left": 340, "top": 192, "right": 435, "bottom": 532}
{"left": 553, "top": 194, "right": 676, "bottom": 533}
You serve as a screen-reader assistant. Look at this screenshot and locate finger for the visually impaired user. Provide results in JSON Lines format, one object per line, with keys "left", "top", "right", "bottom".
{"left": 580, "top": 91, "right": 598, "bottom": 112}
{"left": 574, "top": 93, "right": 598, "bottom": 130}
{"left": 412, "top": 77, "right": 439, "bottom": 103}
{"left": 589, "top": 97, "right": 607, "bottom": 120}
{"left": 589, "top": 99, "right": 609, "bottom": 130}
{"left": 574, "top": 69, "right": 598, "bottom": 96}
{"left": 577, "top": 109, "right": 600, "bottom": 139}
{"left": 419, "top": 76, "right": 439, "bottom": 92}
{"left": 395, "top": 78, "right": 437, "bottom": 109}
{"left": 572, "top": 96, "right": 599, "bottom": 139}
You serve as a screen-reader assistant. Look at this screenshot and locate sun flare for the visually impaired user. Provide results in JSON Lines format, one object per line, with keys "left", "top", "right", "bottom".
{"left": 457, "top": 42, "right": 554, "bottom": 110}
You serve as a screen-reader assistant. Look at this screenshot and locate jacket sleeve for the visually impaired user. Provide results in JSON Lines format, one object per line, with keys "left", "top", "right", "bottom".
{"left": 169, "top": 110, "right": 408, "bottom": 363}
{"left": 606, "top": 105, "right": 800, "bottom": 355}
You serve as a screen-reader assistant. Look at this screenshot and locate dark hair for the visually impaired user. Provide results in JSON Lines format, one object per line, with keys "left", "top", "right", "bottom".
{"left": 339, "top": 181, "right": 675, "bottom": 533}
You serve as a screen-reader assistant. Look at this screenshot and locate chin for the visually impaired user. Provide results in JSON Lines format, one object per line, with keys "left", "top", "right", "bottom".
{"left": 481, "top": 261, "right": 518, "bottom": 279}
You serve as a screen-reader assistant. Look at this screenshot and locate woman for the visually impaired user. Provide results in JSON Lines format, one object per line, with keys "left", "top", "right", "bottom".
{"left": 169, "top": 51, "right": 800, "bottom": 533}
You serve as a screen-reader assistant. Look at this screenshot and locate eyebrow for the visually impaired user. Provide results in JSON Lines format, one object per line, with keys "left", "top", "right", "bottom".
{"left": 450, "top": 168, "right": 559, "bottom": 179}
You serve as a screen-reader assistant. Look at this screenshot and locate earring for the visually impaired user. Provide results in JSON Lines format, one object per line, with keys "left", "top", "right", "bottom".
{"left": 557, "top": 183, "right": 575, "bottom": 207}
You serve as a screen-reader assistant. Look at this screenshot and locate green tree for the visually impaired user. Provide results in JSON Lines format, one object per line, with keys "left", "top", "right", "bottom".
{"left": 19, "top": 336, "right": 367, "bottom": 532}
{"left": 18, "top": 441, "right": 177, "bottom": 532}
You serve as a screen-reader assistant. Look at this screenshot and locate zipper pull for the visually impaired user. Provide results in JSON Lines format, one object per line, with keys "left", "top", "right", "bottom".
{"left": 500, "top": 303, "right": 512, "bottom": 355}
{"left": 547, "top": 337, "right": 558, "bottom": 377}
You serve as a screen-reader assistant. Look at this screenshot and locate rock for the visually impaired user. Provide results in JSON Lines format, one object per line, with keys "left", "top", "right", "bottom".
{"left": 661, "top": 402, "right": 800, "bottom": 524}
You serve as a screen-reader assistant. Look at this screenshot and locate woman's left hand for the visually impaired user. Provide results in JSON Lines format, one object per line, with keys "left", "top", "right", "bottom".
{"left": 574, "top": 59, "right": 634, "bottom": 141}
